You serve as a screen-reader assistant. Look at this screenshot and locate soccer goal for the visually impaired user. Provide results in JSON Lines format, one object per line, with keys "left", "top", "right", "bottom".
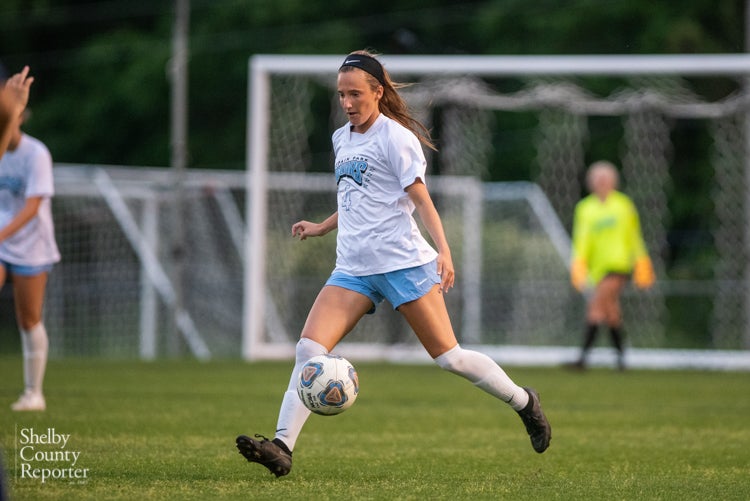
{"left": 47, "top": 165, "right": 251, "bottom": 359}
{"left": 244, "top": 53, "right": 750, "bottom": 370}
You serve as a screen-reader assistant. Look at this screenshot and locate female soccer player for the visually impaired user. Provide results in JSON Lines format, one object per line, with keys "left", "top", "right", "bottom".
{"left": 236, "top": 50, "right": 551, "bottom": 477}
{"left": 1, "top": 86, "right": 60, "bottom": 411}
{"left": 568, "top": 161, "right": 655, "bottom": 370}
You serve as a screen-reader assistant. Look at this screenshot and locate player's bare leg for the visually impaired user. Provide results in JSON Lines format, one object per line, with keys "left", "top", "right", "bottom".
{"left": 300, "top": 285, "right": 374, "bottom": 350}
{"left": 10, "top": 272, "right": 49, "bottom": 411}
{"left": 399, "top": 285, "right": 551, "bottom": 453}
{"left": 571, "top": 274, "right": 628, "bottom": 370}
{"left": 586, "top": 275, "right": 627, "bottom": 369}
{"left": 599, "top": 275, "right": 628, "bottom": 369}
{"left": 396, "top": 285, "right": 457, "bottom": 358}
{"left": 237, "top": 286, "right": 372, "bottom": 476}
{"left": 589, "top": 274, "right": 627, "bottom": 327}
{"left": 13, "top": 272, "right": 47, "bottom": 330}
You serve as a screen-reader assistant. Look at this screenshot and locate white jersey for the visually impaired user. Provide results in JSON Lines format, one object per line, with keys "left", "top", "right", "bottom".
{"left": 332, "top": 114, "right": 437, "bottom": 275}
{"left": 0, "top": 133, "right": 61, "bottom": 266}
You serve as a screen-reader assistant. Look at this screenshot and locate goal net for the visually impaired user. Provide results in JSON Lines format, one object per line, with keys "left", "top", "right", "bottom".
{"left": 41, "top": 166, "right": 568, "bottom": 363}
{"left": 44, "top": 165, "right": 247, "bottom": 359}
{"left": 244, "top": 54, "right": 750, "bottom": 369}
{"left": 19, "top": 55, "right": 750, "bottom": 369}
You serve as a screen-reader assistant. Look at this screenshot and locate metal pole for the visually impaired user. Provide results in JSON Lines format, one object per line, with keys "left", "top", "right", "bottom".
{"left": 169, "top": 0, "right": 189, "bottom": 355}
{"left": 745, "top": 0, "right": 750, "bottom": 348}
{"left": 140, "top": 195, "right": 158, "bottom": 360}
{"left": 243, "top": 58, "right": 271, "bottom": 360}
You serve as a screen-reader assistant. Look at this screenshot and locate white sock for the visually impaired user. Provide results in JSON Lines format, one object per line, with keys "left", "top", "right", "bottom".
{"left": 274, "top": 338, "right": 327, "bottom": 451}
{"left": 20, "top": 322, "right": 48, "bottom": 396}
{"left": 434, "top": 345, "right": 529, "bottom": 411}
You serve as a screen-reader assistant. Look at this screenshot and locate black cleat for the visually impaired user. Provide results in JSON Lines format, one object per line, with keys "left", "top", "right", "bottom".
{"left": 236, "top": 434, "right": 292, "bottom": 477}
{"left": 517, "top": 387, "right": 552, "bottom": 453}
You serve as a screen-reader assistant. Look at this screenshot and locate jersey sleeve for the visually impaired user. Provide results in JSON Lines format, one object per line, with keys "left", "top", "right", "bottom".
{"left": 626, "top": 198, "right": 649, "bottom": 260}
{"left": 24, "top": 140, "right": 54, "bottom": 198}
{"left": 571, "top": 200, "right": 591, "bottom": 262}
{"left": 385, "top": 123, "right": 427, "bottom": 190}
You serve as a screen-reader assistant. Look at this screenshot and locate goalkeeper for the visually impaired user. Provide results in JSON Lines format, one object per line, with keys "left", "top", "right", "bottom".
{"left": 568, "top": 161, "right": 655, "bottom": 370}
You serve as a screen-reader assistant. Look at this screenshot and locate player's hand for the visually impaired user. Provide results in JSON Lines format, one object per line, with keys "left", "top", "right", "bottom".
{"left": 291, "top": 220, "right": 323, "bottom": 240}
{"left": 633, "top": 256, "right": 655, "bottom": 289}
{"left": 436, "top": 251, "right": 455, "bottom": 293}
{"left": 1, "top": 66, "right": 33, "bottom": 117}
{"left": 570, "top": 258, "right": 588, "bottom": 292}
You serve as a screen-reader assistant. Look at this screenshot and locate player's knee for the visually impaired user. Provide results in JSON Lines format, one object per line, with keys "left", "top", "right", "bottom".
{"left": 587, "top": 307, "right": 606, "bottom": 324}
{"left": 295, "top": 338, "right": 327, "bottom": 364}
{"left": 18, "top": 316, "right": 42, "bottom": 331}
{"left": 434, "top": 345, "right": 468, "bottom": 374}
{"left": 605, "top": 310, "right": 621, "bottom": 325}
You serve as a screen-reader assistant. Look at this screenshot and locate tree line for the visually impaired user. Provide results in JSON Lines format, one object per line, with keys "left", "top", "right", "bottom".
{"left": 1, "top": 0, "right": 743, "bottom": 170}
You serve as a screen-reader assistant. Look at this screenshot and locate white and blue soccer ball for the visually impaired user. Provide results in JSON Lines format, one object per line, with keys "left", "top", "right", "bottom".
{"left": 297, "top": 354, "right": 359, "bottom": 416}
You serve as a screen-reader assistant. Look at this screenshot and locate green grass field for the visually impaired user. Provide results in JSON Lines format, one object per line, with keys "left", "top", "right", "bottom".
{"left": 1, "top": 356, "right": 749, "bottom": 500}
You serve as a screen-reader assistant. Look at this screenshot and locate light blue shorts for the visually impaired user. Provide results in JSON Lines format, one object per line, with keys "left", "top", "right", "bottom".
{"left": 325, "top": 260, "right": 441, "bottom": 314}
{"left": 0, "top": 260, "right": 54, "bottom": 277}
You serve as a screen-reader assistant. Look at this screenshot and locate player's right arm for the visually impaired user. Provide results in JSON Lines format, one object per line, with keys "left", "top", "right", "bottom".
{"left": 292, "top": 211, "right": 338, "bottom": 240}
{"left": 0, "top": 196, "right": 43, "bottom": 242}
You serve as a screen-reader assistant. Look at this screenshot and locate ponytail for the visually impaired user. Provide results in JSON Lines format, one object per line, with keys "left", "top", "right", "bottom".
{"left": 339, "top": 50, "right": 436, "bottom": 151}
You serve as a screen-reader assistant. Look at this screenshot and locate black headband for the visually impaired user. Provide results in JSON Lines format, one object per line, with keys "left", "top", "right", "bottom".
{"left": 339, "top": 53, "right": 385, "bottom": 86}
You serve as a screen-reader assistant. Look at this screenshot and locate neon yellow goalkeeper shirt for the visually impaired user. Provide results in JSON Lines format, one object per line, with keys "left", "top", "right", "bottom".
{"left": 571, "top": 190, "right": 649, "bottom": 285}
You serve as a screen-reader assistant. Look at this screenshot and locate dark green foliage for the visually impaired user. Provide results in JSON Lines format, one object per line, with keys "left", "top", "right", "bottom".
{"left": 0, "top": 0, "right": 744, "bottom": 167}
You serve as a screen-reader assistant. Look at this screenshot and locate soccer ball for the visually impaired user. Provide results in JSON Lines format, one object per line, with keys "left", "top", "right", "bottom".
{"left": 297, "top": 354, "right": 359, "bottom": 416}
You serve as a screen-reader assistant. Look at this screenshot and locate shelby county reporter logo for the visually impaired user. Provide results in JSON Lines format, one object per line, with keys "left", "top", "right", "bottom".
{"left": 15, "top": 426, "right": 90, "bottom": 484}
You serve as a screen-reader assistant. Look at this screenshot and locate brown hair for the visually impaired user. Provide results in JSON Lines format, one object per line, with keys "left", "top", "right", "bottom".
{"left": 339, "top": 49, "right": 436, "bottom": 151}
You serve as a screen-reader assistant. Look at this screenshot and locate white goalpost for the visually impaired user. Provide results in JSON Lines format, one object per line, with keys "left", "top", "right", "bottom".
{"left": 244, "top": 53, "right": 750, "bottom": 369}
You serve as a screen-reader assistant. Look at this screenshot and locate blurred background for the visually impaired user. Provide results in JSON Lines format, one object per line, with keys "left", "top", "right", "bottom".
{"left": 0, "top": 0, "right": 748, "bottom": 364}
{"left": 0, "top": 1, "right": 743, "bottom": 169}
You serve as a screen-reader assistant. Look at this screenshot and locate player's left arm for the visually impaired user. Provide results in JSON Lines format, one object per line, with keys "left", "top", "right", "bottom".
{"left": 405, "top": 179, "right": 455, "bottom": 292}
{"left": 0, "top": 196, "right": 43, "bottom": 242}
{"left": 0, "top": 66, "right": 33, "bottom": 160}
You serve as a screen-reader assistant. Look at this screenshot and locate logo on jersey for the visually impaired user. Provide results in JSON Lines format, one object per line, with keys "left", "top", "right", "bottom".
{"left": 335, "top": 160, "right": 368, "bottom": 186}
{"left": 0, "top": 176, "right": 25, "bottom": 196}
{"left": 593, "top": 215, "right": 618, "bottom": 232}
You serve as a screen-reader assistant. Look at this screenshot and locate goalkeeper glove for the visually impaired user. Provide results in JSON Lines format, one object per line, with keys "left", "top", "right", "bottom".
{"left": 570, "top": 259, "right": 588, "bottom": 292}
{"left": 633, "top": 256, "right": 655, "bottom": 289}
